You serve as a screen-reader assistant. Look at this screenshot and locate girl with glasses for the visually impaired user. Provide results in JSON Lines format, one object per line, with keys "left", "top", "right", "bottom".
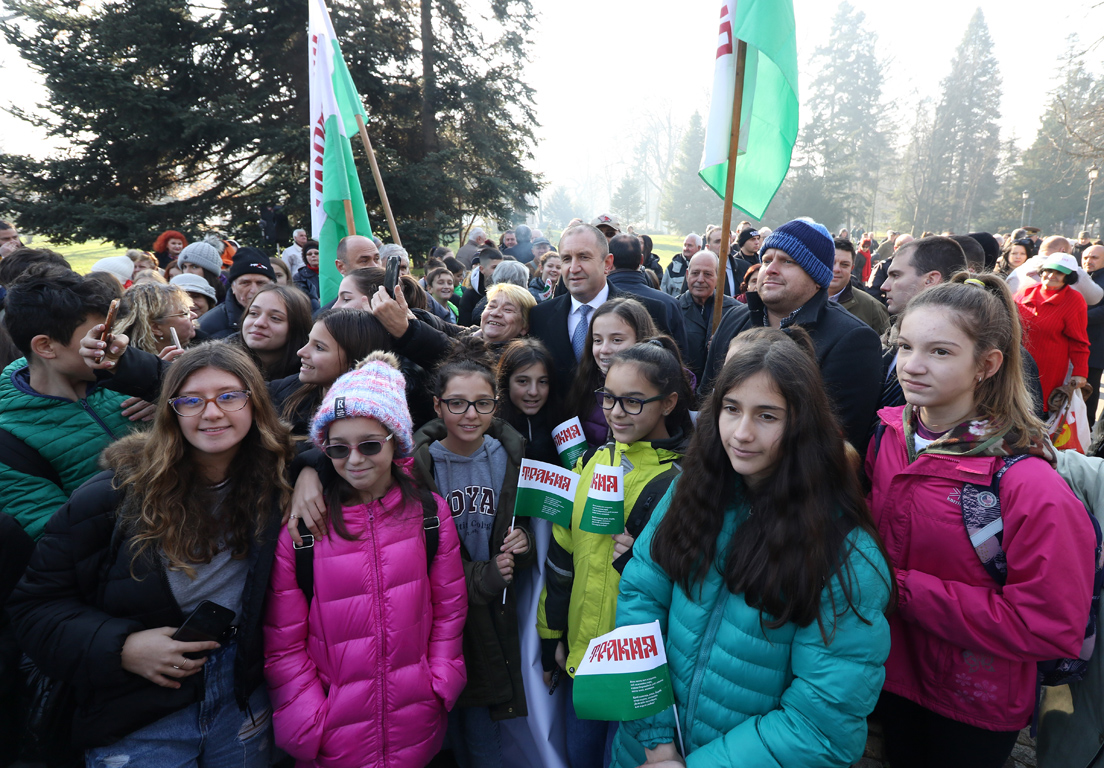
{"left": 114, "top": 282, "right": 198, "bottom": 356}
{"left": 410, "top": 336, "right": 533, "bottom": 768}
{"left": 264, "top": 352, "right": 468, "bottom": 767}
{"left": 9, "top": 343, "right": 294, "bottom": 765}
{"left": 538, "top": 336, "right": 692, "bottom": 768}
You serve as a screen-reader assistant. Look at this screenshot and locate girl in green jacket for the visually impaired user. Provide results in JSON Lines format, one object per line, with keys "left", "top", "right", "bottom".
{"left": 610, "top": 329, "right": 894, "bottom": 768}
{"left": 538, "top": 336, "right": 693, "bottom": 768}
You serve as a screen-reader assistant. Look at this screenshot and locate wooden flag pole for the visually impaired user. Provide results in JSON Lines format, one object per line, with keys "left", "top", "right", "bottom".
{"left": 712, "top": 39, "right": 748, "bottom": 335}
{"left": 343, "top": 199, "right": 356, "bottom": 237}
{"left": 355, "top": 114, "right": 403, "bottom": 247}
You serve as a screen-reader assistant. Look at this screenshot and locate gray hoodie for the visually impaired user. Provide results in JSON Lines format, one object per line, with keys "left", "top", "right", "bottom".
{"left": 428, "top": 434, "right": 507, "bottom": 561}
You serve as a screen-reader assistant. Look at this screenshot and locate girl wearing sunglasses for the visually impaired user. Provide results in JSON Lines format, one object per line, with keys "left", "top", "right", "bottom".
{"left": 410, "top": 336, "right": 532, "bottom": 767}
{"left": 9, "top": 343, "right": 294, "bottom": 764}
{"left": 537, "top": 336, "right": 692, "bottom": 768}
{"left": 263, "top": 352, "right": 468, "bottom": 767}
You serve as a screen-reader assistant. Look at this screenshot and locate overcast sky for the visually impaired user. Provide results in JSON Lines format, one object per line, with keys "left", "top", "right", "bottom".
{"left": 1, "top": 0, "right": 1101, "bottom": 216}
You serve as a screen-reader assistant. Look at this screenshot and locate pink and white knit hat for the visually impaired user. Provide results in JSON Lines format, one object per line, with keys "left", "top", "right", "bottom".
{"left": 310, "top": 351, "right": 414, "bottom": 456}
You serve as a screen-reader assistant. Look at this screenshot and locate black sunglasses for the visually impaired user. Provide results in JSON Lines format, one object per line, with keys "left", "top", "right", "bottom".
{"left": 322, "top": 433, "right": 394, "bottom": 460}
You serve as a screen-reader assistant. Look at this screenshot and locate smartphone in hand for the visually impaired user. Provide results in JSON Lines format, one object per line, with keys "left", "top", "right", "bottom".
{"left": 172, "top": 600, "right": 235, "bottom": 659}
{"left": 384, "top": 255, "right": 400, "bottom": 299}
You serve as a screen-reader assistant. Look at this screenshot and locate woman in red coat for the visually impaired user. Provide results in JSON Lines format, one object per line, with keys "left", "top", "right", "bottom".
{"left": 1015, "top": 252, "right": 1089, "bottom": 414}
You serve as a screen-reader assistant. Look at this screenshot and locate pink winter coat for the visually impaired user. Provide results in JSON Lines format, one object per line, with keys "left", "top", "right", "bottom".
{"left": 264, "top": 468, "right": 468, "bottom": 767}
{"left": 866, "top": 406, "right": 1095, "bottom": 731}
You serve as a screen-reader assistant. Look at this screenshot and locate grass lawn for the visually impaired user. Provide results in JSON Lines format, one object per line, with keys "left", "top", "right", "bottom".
{"left": 32, "top": 239, "right": 129, "bottom": 275}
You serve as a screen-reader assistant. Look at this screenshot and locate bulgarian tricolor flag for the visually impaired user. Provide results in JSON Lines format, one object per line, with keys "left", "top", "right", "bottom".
{"left": 572, "top": 621, "right": 683, "bottom": 751}
{"left": 309, "top": 0, "right": 373, "bottom": 304}
{"left": 699, "top": 0, "right": 799, "bottom": 220}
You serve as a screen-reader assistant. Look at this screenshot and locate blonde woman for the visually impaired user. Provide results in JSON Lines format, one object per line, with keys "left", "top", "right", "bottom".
{"left": 115, "top": 282, "right": 197, "bottom": 355}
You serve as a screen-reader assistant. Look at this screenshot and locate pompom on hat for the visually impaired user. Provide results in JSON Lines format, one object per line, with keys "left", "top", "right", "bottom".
{"left": 310, "top": 352, "right": 414, "bottom": 456}
{"left": 760, "top": 219, "right": 835, "bottom": 288}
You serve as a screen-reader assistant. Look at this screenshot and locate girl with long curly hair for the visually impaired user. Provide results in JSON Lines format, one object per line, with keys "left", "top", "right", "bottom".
{"left": 609, "top": 329, "right": 893, "bottom": 768}
{"left": 9, "top": 342, "right": 294, "bottom": 764}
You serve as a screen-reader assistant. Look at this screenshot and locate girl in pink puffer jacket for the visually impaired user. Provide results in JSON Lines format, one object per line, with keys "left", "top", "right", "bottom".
{"left": 265, "top": 353, "right": 468, "bottom": 767}
{"left": 867, "top": 274, "right": 1095, "bottom": 768}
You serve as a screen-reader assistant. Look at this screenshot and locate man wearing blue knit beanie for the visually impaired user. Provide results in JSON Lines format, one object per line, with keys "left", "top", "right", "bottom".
{"left": 702, "top": 218, "right": 884, "bottom": 450}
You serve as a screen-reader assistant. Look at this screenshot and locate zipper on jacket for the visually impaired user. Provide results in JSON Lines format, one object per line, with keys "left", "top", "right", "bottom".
{"left": 79, "top": 396, "right": 117, "bottom": 439}
{"left": 682, "top": 587, "right": 730, "bottom": 745}
{"left": 366, "top": 503, "right": 388, "bottom": 759}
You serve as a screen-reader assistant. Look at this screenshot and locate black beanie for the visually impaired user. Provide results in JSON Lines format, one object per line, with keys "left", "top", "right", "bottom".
{"left": 228, "top": 247, "right": 276, "bottom": 284}
{"left": 737, "top": 228, "right": 760, "bottom": 250}
{"left": 967, "top": 232, "right": 1000, "bottom": 270}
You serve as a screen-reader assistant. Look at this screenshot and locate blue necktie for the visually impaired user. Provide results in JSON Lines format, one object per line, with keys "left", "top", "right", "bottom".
{"left": 572, "top": 304, "right": 593, "bottom": 361}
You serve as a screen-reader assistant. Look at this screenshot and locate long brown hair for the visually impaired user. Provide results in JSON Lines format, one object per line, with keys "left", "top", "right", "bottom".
{"left": 650, "top": 332, "right": 893, "bottom": 640}
{"left": 104, "top": 342, "right": 294, "bottom": 577}
{"left": 280, "top": 309, "right": 392, "bottom": 430}
{"left": 902, "top": 271, "right": 1044, "bottom": 446}
{"left": 565, "top": 297, "right": 658, "bottom": 425}
{"left": 238, "top": 284, "right": 313, "bottom": 380}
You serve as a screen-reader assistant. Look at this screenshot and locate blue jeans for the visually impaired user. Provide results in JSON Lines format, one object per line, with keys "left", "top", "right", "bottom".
{"left": 565, "top": 679, "right": 616, "bottom": 768}
{"left": 447, "top": 705, "right": 502, "bottom": 768}
{"left": 85, "top": 644, "right": 272, "bottom": 768}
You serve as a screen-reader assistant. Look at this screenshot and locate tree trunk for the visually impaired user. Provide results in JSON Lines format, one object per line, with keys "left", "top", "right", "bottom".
{"left": 420, "top": 0, "right": 438, "bottom": 158}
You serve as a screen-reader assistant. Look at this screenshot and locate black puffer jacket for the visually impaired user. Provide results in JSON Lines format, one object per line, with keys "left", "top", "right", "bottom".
{"left": 7, "top": 470, "right": 281, "bottom": 749}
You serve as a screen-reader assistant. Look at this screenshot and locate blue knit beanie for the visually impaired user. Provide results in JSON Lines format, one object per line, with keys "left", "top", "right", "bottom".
{"left": 760, "top": 219, "right": 835, "bottom": 288}
{"left": 310, "top": 352, "right": 414, "bottom": 456}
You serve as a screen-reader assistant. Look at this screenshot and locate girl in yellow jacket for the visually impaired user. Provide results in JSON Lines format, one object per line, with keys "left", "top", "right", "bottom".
{"left": 537, "top": 337, "right": 691, "bottom": 768}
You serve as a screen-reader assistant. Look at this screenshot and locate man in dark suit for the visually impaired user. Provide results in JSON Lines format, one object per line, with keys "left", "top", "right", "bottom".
{"left": 606, "top": 234, "right": 690, "bottom": 360}
{"left": 678, "top": 250, "right": 737, "bottom": 382}
{"left": 528, "top": 224, "right": 684, "bottom": 387}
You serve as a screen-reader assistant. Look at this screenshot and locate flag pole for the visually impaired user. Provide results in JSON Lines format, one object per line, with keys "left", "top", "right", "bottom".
{"left": 712, "top": 39, "right": 748, "bottom": 334}
{"left": 355, "top": 114, "right": 403, "bottom": 247}
{"left": 343, "top": 199, "right": 356, "bottom": 237}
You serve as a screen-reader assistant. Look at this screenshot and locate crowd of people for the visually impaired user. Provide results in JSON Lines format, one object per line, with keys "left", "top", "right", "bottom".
{"left": 0, "top": 212, "right": 1103, "bottom": 768}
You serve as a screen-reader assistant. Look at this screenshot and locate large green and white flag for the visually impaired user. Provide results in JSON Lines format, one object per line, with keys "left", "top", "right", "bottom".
{"left": 699, "top": 0, "right": 799, "bottom": 220}
{"left": 514, "top": 459, "right": 579, "bottom": 528}
{"left": 309, "top": 0, "right": 373, "bottom": 304}
{"left": 573, "top": 621, "right": 676, "bottom": 723}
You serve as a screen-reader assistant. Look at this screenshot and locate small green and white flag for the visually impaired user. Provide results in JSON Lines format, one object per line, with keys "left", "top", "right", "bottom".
{"left": 309, "top": 0, "right": 374, "bottom": 304}
{"left": 573, "top": 621, "right": 677, "bottom": 727}
{"left": 698, "top": 0, "right": 799, "bottom": 220}
{"left": 514, "top": 459, "right": 579, "bottom": 528}
{"left": 579, "top": 464, "right": 624, "bottom": 535}
{"left": 552, "top": 417, "right": 588, "bottom": 469}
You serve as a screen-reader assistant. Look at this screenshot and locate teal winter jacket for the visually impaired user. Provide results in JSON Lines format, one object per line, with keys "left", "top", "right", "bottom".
{"left": 611, "top": 485, "right": 892, "bottom": 768}
{"left": 0, "top": 359, "right": 136, "bottom": 538}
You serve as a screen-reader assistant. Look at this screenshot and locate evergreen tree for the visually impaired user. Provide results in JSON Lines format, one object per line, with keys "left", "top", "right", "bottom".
{"left": 798, "top": 2, "right": 890, "bottom": 232}
{"left": 660, "top": 112, "right": 724, "bottom": 235}
{"left": 0, "top": 0, "right": 541, "bottom": 254}
{"left": 543, "top": 186, "right": 576, "bottom": 229}
{"left": 610, "top": 172, "right": 645, "bottom": 229}
{"left": 909, "top": 9, "right": 1002, "bottom": 233}
{"left": 987, "top": 49, "right": 1102, "bottom": 234}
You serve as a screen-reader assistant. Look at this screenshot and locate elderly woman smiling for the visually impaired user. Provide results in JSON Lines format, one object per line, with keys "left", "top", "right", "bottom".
{"left": 479, "top": 283, "right": 536, "bottom": 348}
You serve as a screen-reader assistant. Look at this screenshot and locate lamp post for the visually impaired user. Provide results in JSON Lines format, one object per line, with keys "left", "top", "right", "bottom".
{"left": 1084, "top": 163, "right": 1100, "bottom": 236}
{"left": 1021, "top": 190, "right": 1029, "bottom": 228}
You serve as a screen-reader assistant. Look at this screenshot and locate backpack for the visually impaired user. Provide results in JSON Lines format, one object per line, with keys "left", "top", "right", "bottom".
{"left": 293, "top": 495, "right": 441, "bottom": 605}
{"left": 873, "top": 422, "right": 1104, "bottom": 686}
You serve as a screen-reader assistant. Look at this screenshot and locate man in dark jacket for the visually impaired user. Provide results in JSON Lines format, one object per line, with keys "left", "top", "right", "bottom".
{"left": 503, "top": 224, "right": 535, "bottom": 265}
{"left": 457, "top": 248, "right": 503, "bottom": 326}
{"left": 605, "top": 234, "right": 690, "bottom": 361}
{"left": 1083, "top": 245, "right": 1104, "bottom": 426}
{"left": 529, "top": 225, "right": 686, "bottom": 387}
{"left": 679, "top": 251, "right": 737, "bottom": 382}
{"left": 703, "top": 219, "right": 883, "bottom": 450}
{"left": 198, "top": 247, "right": 275, "bottom": 338}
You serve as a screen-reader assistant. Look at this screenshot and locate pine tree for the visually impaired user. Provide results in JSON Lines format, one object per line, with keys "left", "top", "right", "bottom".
{"left": 0, "top": 0, "right": 541, "bottom": 253}
{"left": 798, "top": 2, "right": 891, "bottom": 232}
{"left": 610, "top": 173, "right": 645, "bottom": 229}
{"left": 543, "top": 186, "right": 576, "bottom": 229}
{"left": 910, "top": 9, "right": 1003, "bottom": 233}
{"left": 660, "top": 112, "right": 724, "bottom": 235}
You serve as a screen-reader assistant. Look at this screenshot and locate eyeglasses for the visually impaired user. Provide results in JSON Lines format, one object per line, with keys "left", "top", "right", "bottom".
{"left": 171, "top": 390, "right": 251, "bottom": 417}
{"left": 159, "top": 311, "right": 191, "bottom": 320}
{"left": 594, "top": 390, "right": 666, "bottom": 415}
{"left": 322, "top": 434, "right": 394, "bottom": 460}
{"left": 440, "top": 397, "right": 498, "bottom": 415}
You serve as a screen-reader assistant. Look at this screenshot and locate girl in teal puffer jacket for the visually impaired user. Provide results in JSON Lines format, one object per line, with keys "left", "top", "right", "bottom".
{"left": 611, "top": 328, "right": 894, "bottom": 768}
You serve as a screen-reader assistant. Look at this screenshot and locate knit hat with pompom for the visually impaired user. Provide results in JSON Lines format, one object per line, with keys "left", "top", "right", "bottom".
{"left": 309, "top": 351, "right": 413, "bottom": 456}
